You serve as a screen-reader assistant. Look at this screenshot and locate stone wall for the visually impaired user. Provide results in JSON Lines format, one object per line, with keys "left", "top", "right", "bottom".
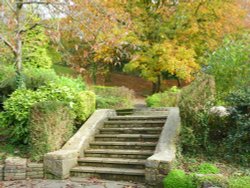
{"left": 0, "top": 157, "right": 44, "bottom": 181}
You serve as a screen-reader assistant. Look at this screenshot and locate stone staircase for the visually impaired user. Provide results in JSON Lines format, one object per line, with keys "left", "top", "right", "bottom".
{"left": 70, "top": 115, "right": 167, "bottom": 182}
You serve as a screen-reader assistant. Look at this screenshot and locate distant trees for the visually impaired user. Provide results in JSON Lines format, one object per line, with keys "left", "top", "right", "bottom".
{"left": 1, "top": 0, "right": 248, "bottom": 91}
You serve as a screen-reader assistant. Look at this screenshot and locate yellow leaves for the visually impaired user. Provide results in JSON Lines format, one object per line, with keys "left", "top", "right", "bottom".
{"left": 159, "top": 41, "right": 200, "bottom": 82}
{"left": 125, "top": 40, "right": 200, "bottom": 83}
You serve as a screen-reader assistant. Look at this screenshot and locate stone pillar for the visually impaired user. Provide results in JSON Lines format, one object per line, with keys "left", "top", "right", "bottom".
{"left": 145, "top": 160, "right": 171, "bottom": 188}
{"left": 44, "top": 150, "right": 78, "bottom": 179}
{"left": 4, "top": 157, "right": 27, "bottom": 180}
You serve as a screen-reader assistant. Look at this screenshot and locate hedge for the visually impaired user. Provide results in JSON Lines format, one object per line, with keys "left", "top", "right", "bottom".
{"left": 29, "top": 101, "right": 74, "bottom": 161}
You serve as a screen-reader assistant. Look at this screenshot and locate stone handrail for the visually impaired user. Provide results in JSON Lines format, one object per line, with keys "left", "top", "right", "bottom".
{"left": 145, "top": 107, "right": 181, "bottom": 187}
{"left": 44, "top": 109, "right": 116, "bottom": 179}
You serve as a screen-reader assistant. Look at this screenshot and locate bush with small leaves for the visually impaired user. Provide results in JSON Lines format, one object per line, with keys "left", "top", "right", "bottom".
{"left": 163, "top": 169, "right": 196, "bottom": 188}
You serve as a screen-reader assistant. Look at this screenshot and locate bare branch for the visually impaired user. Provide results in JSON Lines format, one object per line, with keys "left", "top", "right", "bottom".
{"left": 19, "top": 22, "right": 41, "bottom": 34}
{"left": 17, "top": 1, "right": 66, "bottom": 5}
{"left": 0, "top": 34, "right": 17, "bottom": 54}
{"left": 4, "top": 0, "right": 16, "bottom": 12}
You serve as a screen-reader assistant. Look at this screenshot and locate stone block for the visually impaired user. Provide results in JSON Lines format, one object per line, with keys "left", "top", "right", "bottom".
{"left": 4, "top": 157, "right": 27, "bottom": 180}
{"left": 145, "top": 160, "right": 159, "bottom": 168}
{"left": 27, "top": 163, "right": 43, "bottom": 168}
{"left": 27, "top": 171, "right": 44, "bottom": 176}
{"left": 5, "top": 157, "right": 27, "bottom": 167}
{"left": 4, "top": 173, "right": 26, "bottom": 181}
{"left": 44, "top": 150, "right": 77, "bottom": 179}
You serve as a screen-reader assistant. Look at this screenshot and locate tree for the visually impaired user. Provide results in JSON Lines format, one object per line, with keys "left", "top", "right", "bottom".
{"left": 0, "top": 0, "right": 66, "bottom": 86}
{"left": 119, "top": 0, "right": 248, "bottom": 92}
{"left": 124, "top": 40, "right": 199, "bottom": 92}
{"left": 56, "top": 0, "right": 133, "bottom": 83}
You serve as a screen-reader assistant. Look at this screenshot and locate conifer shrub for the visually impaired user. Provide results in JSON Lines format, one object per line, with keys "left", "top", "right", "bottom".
{"left": 29, "top": 101, "right": 74, "bottom": 161}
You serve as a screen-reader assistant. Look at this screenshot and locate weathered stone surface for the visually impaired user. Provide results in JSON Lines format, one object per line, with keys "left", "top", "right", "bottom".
{"left": 44, "top": 151, "right": 77, "bottom": 179}
{"left": 145, "top": 160, "right": 159, "bottom": 168}
{"left": 145, "top": 108, "right": 180, "bottom": 187}
{"left": 5, "top": 157, "right": 27, "bottom": 167}
{"left": 45, "top": 150, "right": 78, "bottom": 160}
{"left": 145, "top": 168, "right": 157, "bottom": 183}
{"left": 27, "top": 163, "right": 43, "bottom": 168}
{"left": 4, "top": 157, "right": 27, "bottom": 180}
{"left": 44, "top": 109, "right": 116, "bottom": 180}
{"left": 62, "top": 109, "right": 116, "bottom": 157}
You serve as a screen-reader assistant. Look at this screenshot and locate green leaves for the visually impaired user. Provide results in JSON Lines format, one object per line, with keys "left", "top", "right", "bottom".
{"left": 0, "top": 74, "right": 94, "bottom": 144}
{"left": 22, "top": 26, "right": 53, "bottom": 69}
{"left": 206, "top": 34, "right": 250, "bottom": 97}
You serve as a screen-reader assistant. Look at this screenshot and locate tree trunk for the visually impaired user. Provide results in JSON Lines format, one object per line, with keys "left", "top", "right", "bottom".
{"left": 91, "top": 62, "right": 97, "bottom": 85}
{"left": 152, "top": 75, "right": 162, "bottom": 93}
{"left": 156, "top": 75, "right": 161, "bottom": 93}
{"left": 152, "top": 82, "right": 157, "bottom": 94}
{"left": 177, "top": 78, "right": 182, "bottom": 87}
{"left": 15, "top": 0, "right": 24, "bottom": 88}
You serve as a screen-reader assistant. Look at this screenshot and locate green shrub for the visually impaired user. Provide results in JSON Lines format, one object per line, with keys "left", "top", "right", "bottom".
{"left": 196, "top": 163, "right": 220, "bottom": 174}
{"left": 0, "top": 89, "right": 47, "bottom": 143}
{"left": 29, "top": 101, "right": 74, "bottom": 161}
{"left": 23, "top": 68, "right": 58, "bottom": 90}
{"left": 207, "top": 34, "right": 250, "bottom": 98}
{"left": 0, "top": 66, "right": 57, "bottom": 106}
{"left": 228, "top": 176, "right": 250, "bottom": 188}
{"left": 224, "top": 88, "right": 250, "bottom": 165}
{"left": 74, "top": 91, "right": 96, "bottom": 125}
{"left": 146, "top": 86, "right": 180, "bottom": 107}
{"left": 163, "top": 169, "right": 195, "bottom": 188}
{"left": 0, "top": 65, "right": 17, "bottom": 106}
{"left": 179, "top": 74, "right": 216, "bottom": 152}
{"left": 0, "top": 77, "right": 95, "bottom": 143}
{"left": 93, "top": 86, "right": 135, "bottom": 109}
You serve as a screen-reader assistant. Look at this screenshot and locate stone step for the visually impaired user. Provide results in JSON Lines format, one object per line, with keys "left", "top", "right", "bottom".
{"left": 104, "top": 120, "right": 165, "bottom": 125}
{"left": 78, "top": 157, "right": 145, "bottom": 169}
{"left": 94, "top": 134, "right": 159, "bottom": 142}
{"left": 90, "top": 141, "right": 157, "bottom": 150}
{"left": 108, "top": 116, "right": 167, "bottom": 121}
{"left": 99, "top": 127, "right": 162, "bottom": 134}
{"left": 103, "top": 122, "right": 164, "bottom": 128}
{"left": 70, "top": 166, "right": 145, "bottom": 182}
{"left": 84, "top": 149, "right": 154, "bottom": 159}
